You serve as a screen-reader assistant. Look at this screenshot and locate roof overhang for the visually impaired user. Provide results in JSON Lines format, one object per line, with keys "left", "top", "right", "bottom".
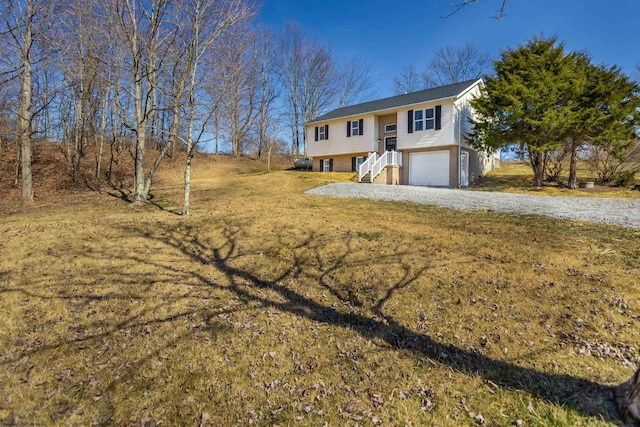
{"left": 305, "top": 79, "right": 484, "bottom": 125}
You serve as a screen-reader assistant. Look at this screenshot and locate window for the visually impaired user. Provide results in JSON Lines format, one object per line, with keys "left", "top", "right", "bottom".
{"left": 408, "top": 106, "right": 441, "bottom": 134}
{"left": 384, "top": 124, "right": 397, "bottom": 133}
{"left": 318, "top": 126, "right": 326, "bottom": 140}
{"left": 323, "top": 159, "right": 331, "bottom": 172}
{"left": 315, "top": 124, "right": 329, "bottom": 141}
{"left": 351, "top": 120, "right": 360, "bottom": 136}
{"left": 347, "top": 119, "right": 364, "bottom": 137}
{"left": 425, "top": 108, "right": 435, "bottom": 130}
{"left": 414, "top": 108, "right": 434, "bottom": 131}
{"left": 352, "top": 155, "right": 368, "bottom": 171}
{"left": 414, "top": 110, "right": 423, "bottom": 131}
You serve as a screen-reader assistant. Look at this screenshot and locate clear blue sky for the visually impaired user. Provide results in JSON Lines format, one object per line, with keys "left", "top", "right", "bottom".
{"left": 257, "top": 0, "right": 640, "bottom": 99}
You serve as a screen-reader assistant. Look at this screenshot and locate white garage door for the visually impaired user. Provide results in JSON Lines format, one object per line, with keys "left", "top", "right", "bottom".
{"left": 409, "top": 151, "right": 450, "bottom": 186}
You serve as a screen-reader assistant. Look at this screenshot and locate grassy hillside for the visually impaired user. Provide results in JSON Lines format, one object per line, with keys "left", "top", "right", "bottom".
{"left": 0, "top": 149, "right": 638, "bottom": 426}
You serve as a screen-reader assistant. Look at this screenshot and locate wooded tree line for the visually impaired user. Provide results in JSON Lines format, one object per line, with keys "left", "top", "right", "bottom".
{"left": 0, "top": 0, "right": 375, "bottom": 209}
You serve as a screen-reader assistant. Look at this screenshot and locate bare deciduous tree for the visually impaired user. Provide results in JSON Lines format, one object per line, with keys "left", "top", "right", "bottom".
{"left": 0, "top": 0, "right": 53, "bottom": 202}
{"left": 252, "top": 27, "right": 280, "bottom": 159}
{"left": 108, "top": 0, "right": 171, "bottom": 204}
{"left": 392, "top": 44, "right": 489, "bottom": 95}
{"left": 584, "top": 142, "right": 640, "bottom": 183}
{"left": 56, "top": 0, "right": 108, "bottom": 183}
{"left": 424, "top": 43, "right": 490, "bottom": 87}
{"left": 219, "top": 26, "right": 258, "bottom": 157}
{"left": 179, "top": 0, "right": 256, "bottom": 215}
{"left": 279, "top": 24, "right": 374, "bottom": 155}
{"left": 0, "top": 100, "right": 13, "bottom": 168}
{"left": 390, "top": 64, "right": 429, "bottom": 95}
{"left": 280, "top": 23, "right": 335, "bottom": 157}
{"left": 336, "top": 56, "right": 376, "bottom": 108}
{"left": 202, "top": 47, "right": 229, "bottom": 157}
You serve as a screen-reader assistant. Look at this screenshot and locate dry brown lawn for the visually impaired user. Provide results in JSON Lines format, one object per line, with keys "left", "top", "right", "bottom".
{"left": 0, "top": 152, "right": 639, "bottom": 426}
{"left": 475, "top": 161, "right": 640, "bottom": 198}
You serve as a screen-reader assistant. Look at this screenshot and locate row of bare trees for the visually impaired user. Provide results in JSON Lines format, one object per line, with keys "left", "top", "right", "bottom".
{"left": 0, "top": 0, "right": 257, "bottom": 211}
{"left": 279, "top": 23, "right": 376, "bottom": 158}
{"left": 0, "top": 1, "right": 375, "bottom": 209}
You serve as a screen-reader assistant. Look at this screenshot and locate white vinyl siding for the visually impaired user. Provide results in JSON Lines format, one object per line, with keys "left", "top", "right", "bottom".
{"left": 397, "top": 104, "right": 454, "bottom": 150}
{"left": 308, "top": 116, "right": 376, "bottom": 157}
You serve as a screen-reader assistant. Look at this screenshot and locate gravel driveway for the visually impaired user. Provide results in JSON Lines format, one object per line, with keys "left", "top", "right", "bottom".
{"left": 306, "top": 183, "right": 640, "bottom": 229}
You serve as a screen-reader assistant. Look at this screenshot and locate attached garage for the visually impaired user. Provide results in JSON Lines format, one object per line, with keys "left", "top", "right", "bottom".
{"left": 408, "top": 150, "right": 450, "bottom": 186}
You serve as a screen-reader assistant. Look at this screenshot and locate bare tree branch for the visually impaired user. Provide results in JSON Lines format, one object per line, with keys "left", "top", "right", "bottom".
{"left": 390, "top": 64, "right": 428, "bottom": 95}
{"left": 443, "top": 0, "right": 509, "bottom": 19}
{"left": 424, "top": 43, "right": 490, "bottom": 86}
{"left": 336, "top": 56, "right": 376, "bottom": 107}
{"left": 391, "top": 43, "right": 490, "bottom": 95}
{"left": 441, "top": 0, "right": 478, "bottom": 19}
{"left": 279, "top": 23, "right": 337, "bottom": 156}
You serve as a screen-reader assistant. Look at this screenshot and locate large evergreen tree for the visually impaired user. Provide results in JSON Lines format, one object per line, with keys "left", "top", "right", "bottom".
{"left": 469, "top": 37, "right": 639, "bottom": 188}
{"left": 562, "top": 54, "right": 640, "bottom": 188}
{"left": 469, "top": 37, "right": 572, "bottom": 188}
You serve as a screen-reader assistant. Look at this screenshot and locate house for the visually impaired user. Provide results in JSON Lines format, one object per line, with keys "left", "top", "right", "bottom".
{"left": 306, "top": 79, "right": 499, "bottom": 187}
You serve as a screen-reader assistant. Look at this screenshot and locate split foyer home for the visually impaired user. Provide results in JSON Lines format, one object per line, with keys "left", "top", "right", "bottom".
{"left": 306, "top": 79, "right": 499, "bottom": 187}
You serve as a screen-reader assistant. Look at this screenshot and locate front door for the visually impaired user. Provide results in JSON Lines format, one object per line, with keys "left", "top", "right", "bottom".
{"left": 385, "top": 137, "right": 397, "bottom": 151}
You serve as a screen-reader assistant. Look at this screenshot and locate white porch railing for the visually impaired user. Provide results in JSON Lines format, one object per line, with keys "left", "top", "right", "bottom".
{"left": 358, "top": 152, "right": 377, "bottom": 182}
{"left": 368, "top": 150, "right": 401, "bottom": 183}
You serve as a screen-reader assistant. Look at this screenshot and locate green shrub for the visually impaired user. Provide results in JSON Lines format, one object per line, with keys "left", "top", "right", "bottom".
{"left": 612, "top": 170, "right": 636, "bottom": 187}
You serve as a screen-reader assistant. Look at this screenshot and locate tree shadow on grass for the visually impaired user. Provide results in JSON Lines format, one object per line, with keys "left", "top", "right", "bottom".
{"left": 148, "top": 199, "right": 182, "bottom": 215}
{"left": 102, "top": 186, "right": 182, "bottom": 215}
{"left": 105, "top": 188, "right": 133, "bottom": 203}
{"left": 135, "top": 221, "right": 626, "bottom": 425}
{"left": 0, "top": 273, "right": 239, "bottom": 424}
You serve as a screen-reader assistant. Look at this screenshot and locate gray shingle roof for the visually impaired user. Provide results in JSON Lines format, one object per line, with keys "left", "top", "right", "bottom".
{"left": 307, "top": 79, "right": 481, "bottom": 124}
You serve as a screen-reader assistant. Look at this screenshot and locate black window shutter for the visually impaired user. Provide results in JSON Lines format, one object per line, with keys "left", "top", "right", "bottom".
{"left": 359, "top": 118, "right": 364, "bottom": 136}
{"left": 315, "top": 126, "right": 319, "bottom": 141}
{"left": 329, "top": 159, "right": 333, "bottom": 172}
{"left": 325, "top": 125, "right": 329, "bottom": 139}
{"left": 319, "top": 159, "right": 322, "bottom": 170}
{"left": 347, "top": 121, "right": 351, "bottom": 137}
{"left": 435, "top": 105, "right": 442, "bottom": 130}
{"left": 351, "top": 157, "right": 356, "bottom": 171}
{"left": 407, "top": 110, "right": 414, "bottom": 134}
